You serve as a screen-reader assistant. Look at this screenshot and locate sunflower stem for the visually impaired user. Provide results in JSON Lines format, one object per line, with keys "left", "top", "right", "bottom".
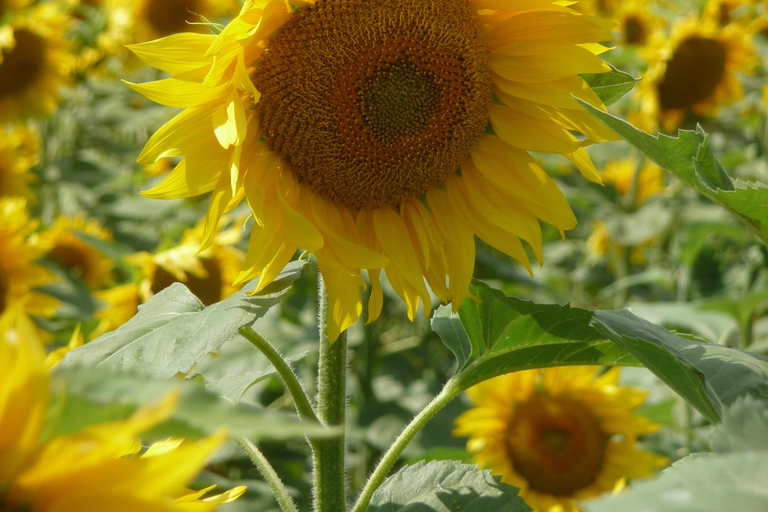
{"left": 350, "top": 379, "right": 462, "bottom": 512}
{"left": 313, "top": 277, "right": 348, "bottom": 512}
{"left": 237, "top": 438, "right": 299, "bottom": 512}
{"left": 239, "top": 327, "right": 319, "bottom": 423}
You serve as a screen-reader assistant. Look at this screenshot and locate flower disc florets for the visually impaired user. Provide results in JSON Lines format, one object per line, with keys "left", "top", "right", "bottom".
{"left": 254, "top": 0, "right": 492, "bottom": 209}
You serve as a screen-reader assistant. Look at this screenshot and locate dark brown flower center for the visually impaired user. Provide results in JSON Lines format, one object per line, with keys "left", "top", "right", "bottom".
{"left": 506, "top": 392, "right": 607, "bottom": 496}
{"left": 0, "top": 29, "right": 47, "bottom": 99}
{"left": 48, "top": 243, "right": 91, "bottom": 280}
{"left": 253, "top": 0, "right": 491, "bottom": 209}
{"left": 143, "top": 0, "right": 204, "bottom": 36}
{"left": 623, "top": 16, "right": 646, "bottom": 45}
{"left": 657, "top": 36, "right": 727, "bottom": 111}
{"left": 151, "top": 256, "right": 223, "bottom": 306}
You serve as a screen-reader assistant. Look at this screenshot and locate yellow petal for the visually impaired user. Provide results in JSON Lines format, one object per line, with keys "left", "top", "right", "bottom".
{"left": 124, "top": 79, "right": 231, "bottom": 109}
{"left": 126, "top": 33, "right": 216, "bottom": 75}
{"left": 489, "top": 102, "right": 581, "bottom": 153}
{"left": 213, "top": 90, "right": 247, "bottom": 149}
{"left": 490, "top": 41, "right": 610, "bottom": 83}
{"left": 138, "top": 105, "right": 219, "bottom": 164}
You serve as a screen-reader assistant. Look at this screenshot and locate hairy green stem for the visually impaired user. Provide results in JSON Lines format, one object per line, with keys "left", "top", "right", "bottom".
{"left": 351, "top": 379, "right": 462, "bottom": 512}
{"left": 239, "top": 326, "right": 319, "bottom": 423}
{"left": 238, "top": 438, "right": 299, "bottom": 512}
{"left": 313, "top": 277, "right": 348, "bottom": 512}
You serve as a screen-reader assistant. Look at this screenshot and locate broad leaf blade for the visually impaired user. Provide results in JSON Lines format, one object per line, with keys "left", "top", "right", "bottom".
{"left": 591, "top": 309, "right": 768, "bottom": 422}
{"left": 60, "top": 260, "right": 306, "bottom": 377}
{"left": 578, "top": 100, "right": 768, "bottom": 244}
{"left": 48, "top": 365, "right": 337, "bottom": 441}
{"left": 581, "top": 64, "right": 640, "bottom": 106}
{"left": 368, "top": 460, "right": 531, "bottom": 512}
{"left": 434, "top": 281, "right": 637, "bottom": 390}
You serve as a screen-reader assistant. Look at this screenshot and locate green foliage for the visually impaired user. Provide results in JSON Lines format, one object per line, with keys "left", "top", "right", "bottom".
{"left": 581, "top": 64, "right": 640, "bottom": 106}
{"left": 432, "top": 280, "right": 638, "bottom": 390}
{"left": 591, "top": 309, "right": 768, "bottom": 422}
{"left": 59, "top": 261, "right": 306, "bottom": 377}
{"left": 368, "top": 461, "right": 531, "bottom": 512}
{"left": 47, "top": 365, "right": 338, "bottom": 441}
{"left": 578, "top": 100, "right": 768, "bottom": 245}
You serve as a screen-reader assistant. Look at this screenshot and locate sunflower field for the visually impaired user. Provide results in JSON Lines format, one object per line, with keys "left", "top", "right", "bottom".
{"left": 2, "top": 0, "right": 768, "bottom": 510}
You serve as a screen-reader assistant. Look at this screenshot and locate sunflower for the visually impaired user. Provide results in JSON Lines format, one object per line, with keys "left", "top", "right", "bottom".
{"left": 0, "top": 124, "right": 39, "bottom": 201}
{"left": 0, "top": 329, "right": 246, "bottom": 511}
{"left": 0, "top": 197, "right": 58, "bottom": 335}
{"left": 634, "top": 16, "right": 755, "bottom": 131}
{"left": 703, "top": 0, "right": 754, "bottom": 27}
{"left": 0, "top": 1, "right": 73, "bottom": 123}
{"left": 36, "top": 215, "right": 115, "bottom": 290}
{"left": 126, "top": 216, "right": 244, "bottom": 307}
{"left": 125, "top": 0, "right": 241, "bottom": 43}
{"left": 93, "top": 282, "right": 141, "bottom": 335}
{"left": 613, "top": 1, "right": 662, "bottom": 48}
{"left": 127, "top": 0, "right": 618, "bottom": 342}
{"left": 454, "top": 366, "right": 668, "bottom": 512}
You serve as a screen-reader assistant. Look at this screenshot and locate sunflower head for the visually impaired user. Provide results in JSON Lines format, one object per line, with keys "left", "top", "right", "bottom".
{"left": 129, "top": 0, "right": 617, "bottom": 341}
{"left": 634, "top": 17, "right": 756, "bottom": 131}
{"left": 36, "top": 215, "right": 115, "bottom": 290}
{"left": 454, "top": 367, "right": 668, "bottom": 512}
{"left": 0, "top": 2, "right": 73, "bottom": 122}
{"left": 614, "top": 1, "right": 662, "bottom": 47}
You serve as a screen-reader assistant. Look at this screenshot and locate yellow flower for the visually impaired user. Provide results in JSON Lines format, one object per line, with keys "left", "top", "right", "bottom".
{"left": 634, "top": 16, "right": 756, "bottom": 131}
{"left": 36, "top": 215, "right": 115, "bottom": 290}
{"left": 703, "top": 0, "right": 754, "bottom": 27}
{"left": 93, "top": 282, "right": 141, "bottom": 335}
{"left": 0, "top": 124, "right": 39, "bottom": 201}
{"left": 0, "top": 197, "right": 58, "bottom": 331}
{"left": 127, "top": 0, "right": 618, "bottom": 342}
{"left": 0, "top": 1, "right": 74, "bottom": 122}
{"left": 0, "top": 330, "right": 246, "bottom": 511}
{"left": 454, "top": 367, "right": 668, "bottom": 512}
{"left": 614, "top": 1, "right": 662, "bottom": 47}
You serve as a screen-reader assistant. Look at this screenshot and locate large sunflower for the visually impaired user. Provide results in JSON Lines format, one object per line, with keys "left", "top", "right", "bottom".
{"left": 0, "top": 197, "right": 58, "bottom": 337}
{"left": 0, "top": 2, "right": 73, "bottom": 122}
{"left": 127, "top": 0, "right": 618, "bottom": 342}
{"left": 0, "top": 328, "right": 245, "bottom": 511}
{"left": 0, "top": 125, "right": 39, "bottom": 201}
{"left": 634, "top": 16, "right": 755, "bottom": 131}
{"left": 36, "top": 215, "right": 115, "bottom": 290}
{"left": 454, "top": 366, "right": 668, "bottom": 512}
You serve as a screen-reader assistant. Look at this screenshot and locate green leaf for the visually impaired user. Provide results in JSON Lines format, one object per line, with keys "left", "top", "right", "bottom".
{"left": 590, "top": 309, "right": 768, "bottom": 422}
{"left": 581, "top": 451, "right": 768, "bottom": 512}
{"left": 578, "top": 99, "right": 768, "bottom": 244}
{"left": 581, "top": 64, "right": 640, "bottom": 106}
{"left": 368, "top": 460, "right": 531, "bottom": 512}
{"left": 59, "top": 260, "right": 306, "bottom": 378}
{"left": 434, "top": 281, "right": 638, "bottom": 390}
{"left": 48, "top": 364, "right": 337, "bottom": 441}
{"left": 711, "top": 396, "right": 768, "bottom": 453}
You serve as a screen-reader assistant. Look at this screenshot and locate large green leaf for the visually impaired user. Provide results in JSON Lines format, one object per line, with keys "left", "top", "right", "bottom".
{"left": 368, "top": 460, "right": 531, "bottom": 512}
{"left": 47, "top": 365, "right": 337, "bottom": 441}
{"left": 578, "top": 100, "right": 768, "bottom": 244}
{"left": 433, "top": 281, "right": 638, "bottom": 390}
{"left": 591, "top": 309, "right": 768, "bottom": 422}
{"left": 581, "top": 451, "right": 768, "bottom": 512}
{"left": 59, "top": 260, "right": 306, "bottom": 377}
{"left": 581, "top": 64, "right": 640, "bottom": 106}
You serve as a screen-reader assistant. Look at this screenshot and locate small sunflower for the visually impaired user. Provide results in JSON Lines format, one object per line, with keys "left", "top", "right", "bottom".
{"left": 126, "top": 216, "right": 244, "bottom": 307}
{"left": 0, "top": 329, "right": 246, "bottom": 511}
{"left": 36, "top": 215, "right": 115, "bottom": 290}
{"left": 0, "top": 2, "right": 73, "bottom": 122}
{"left": 614, "top": 1, "right": 662, "bottom": 48}
{"left": 0, "top": 197, "right": 58, "bottom": 330}
{"left": 703, "top": 0, "right": 754, "bottom": 27}
{"left": 634, "top": 16, "right": 756, "bottom": 131}
{"left": 127, "top": 0, "right": 618, "bottom": 342}
{"left": 454, "top": 367, "right": 668, "bottom": 512}
{"left": 126, "top": 0, "right": 241, "bottom": 43}
{"left": 0, "top": 124, "right": 39, "bottom": 201}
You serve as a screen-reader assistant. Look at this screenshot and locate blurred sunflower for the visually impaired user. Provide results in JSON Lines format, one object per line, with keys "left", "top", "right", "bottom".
{"left": 0, "top": 197, "right": 58, "bottom": 339}
{"left": 454, "top": 367, "right": 668, "bottom": 512}
{"left": 614, "top": 1, "right": 662, "bottom": 48}
{"left": 703, "top": 0, "right": 753, "bottom": 27}
{"left": 635, "top": 17, "right": 755, "bottom": 131}
{"left": 0, "top": 329, "right": 246, "bottom": 511}
{"left": 126, "top": 216, "right": 244, "bottom": 307}
{"left": 126, "top": 0, "right": 240, "bottom": 42}
{"left": 0, "top": 125, "right": 39, "bottom": 201}
{"left": 127, "top": 0, "right": 618, "bottom": 342}
{"left": 0, "top": 1, "right": 73, "bottom": 122}
{"left": 36, "top": 215, "right": 115, "bottom": 290}
{"left": 93, "top": 283, "right": 141, "bottom": 335}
